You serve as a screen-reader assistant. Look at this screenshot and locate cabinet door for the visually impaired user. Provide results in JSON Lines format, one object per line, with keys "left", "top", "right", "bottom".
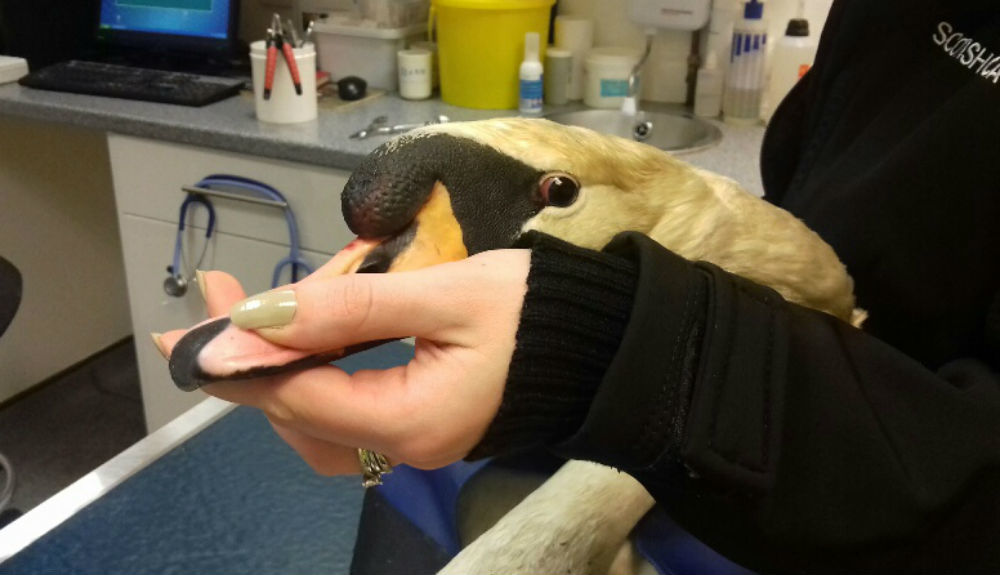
{"left": 120, "top": 214, "right": 340, "bottom": 430}
{"left": 109, "top": 134, "right": 355, "bottom": 253}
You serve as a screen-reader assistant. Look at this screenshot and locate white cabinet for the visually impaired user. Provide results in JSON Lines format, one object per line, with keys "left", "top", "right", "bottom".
{"left": 108, "top": 135, "right": 355, "bottom": 431}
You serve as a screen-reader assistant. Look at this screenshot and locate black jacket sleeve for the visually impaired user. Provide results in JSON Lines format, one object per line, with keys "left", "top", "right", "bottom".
{"left": 588, "top": 233, "right": 1000, "bottom": 574}
{"left": 471, "top": 231, "right": 1000, "bottom": 574}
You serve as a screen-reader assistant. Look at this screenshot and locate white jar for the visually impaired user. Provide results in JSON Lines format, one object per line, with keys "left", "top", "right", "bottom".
{"left": 583, "top": 47, "right": 639, "bottom": 108}
{"left": 397, "top": 48, "right": 432, "bottom": 100}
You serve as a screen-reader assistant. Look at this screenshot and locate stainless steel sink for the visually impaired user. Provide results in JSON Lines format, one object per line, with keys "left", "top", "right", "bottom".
{"left": 545, "top": 109, "right": 722, "bottom": 154}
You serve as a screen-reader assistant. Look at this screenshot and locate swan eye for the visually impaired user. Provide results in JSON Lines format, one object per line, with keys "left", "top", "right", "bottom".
{"left": 539, "top": 173, "right": 580, "bottom": 208}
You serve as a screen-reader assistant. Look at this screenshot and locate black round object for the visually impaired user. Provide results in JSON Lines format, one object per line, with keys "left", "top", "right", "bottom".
{"left": 786, "top": 18, "right": 810, "bottom": 37}
{"left": 337, "top": 76, "right": 368, "bottom": 101}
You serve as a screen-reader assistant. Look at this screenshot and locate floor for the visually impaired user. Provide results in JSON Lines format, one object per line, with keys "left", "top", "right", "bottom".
{"left": 0, "top": 339, "right": 145, "bottom": 520}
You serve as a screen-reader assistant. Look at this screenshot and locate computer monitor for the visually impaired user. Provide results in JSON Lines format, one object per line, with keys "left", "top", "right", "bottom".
{"left": 95, "top": 0, "right": 239, "bottom": 60}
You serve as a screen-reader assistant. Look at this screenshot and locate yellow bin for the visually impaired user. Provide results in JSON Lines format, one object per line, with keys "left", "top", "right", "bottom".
{"left": 431, "top": 0, "right": 555, "bottom": 109}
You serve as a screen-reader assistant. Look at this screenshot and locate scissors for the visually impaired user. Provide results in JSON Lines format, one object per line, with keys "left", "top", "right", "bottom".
{"left": 350, "top": 115, "right": 451, "bottom": 139}
{"left": 264, "top": 14, "right": 302, "bottom": 100}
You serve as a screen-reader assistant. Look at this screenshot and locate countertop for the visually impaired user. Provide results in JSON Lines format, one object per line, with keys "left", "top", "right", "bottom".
{"left": 0, "top": 83, "right": 767, "bottom": 196}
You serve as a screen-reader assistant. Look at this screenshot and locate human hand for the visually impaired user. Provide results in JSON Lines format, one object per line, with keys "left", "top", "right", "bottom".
{"left": 156, "top": 249, "right": 529, "bottom": 476}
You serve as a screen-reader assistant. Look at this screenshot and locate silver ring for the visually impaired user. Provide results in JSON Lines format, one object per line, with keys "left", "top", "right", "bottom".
{"left": 358, "top": 448, "right": 393, "bottom": 488}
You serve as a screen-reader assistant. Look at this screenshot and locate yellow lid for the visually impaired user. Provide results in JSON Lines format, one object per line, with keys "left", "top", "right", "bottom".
{"left": 432, "top": 0, "right": 554, "bottom": 10}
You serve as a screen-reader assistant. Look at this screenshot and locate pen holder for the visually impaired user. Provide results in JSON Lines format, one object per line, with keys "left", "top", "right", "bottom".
{"left": 250, "top": 40, "right": 318, "bottom": 124}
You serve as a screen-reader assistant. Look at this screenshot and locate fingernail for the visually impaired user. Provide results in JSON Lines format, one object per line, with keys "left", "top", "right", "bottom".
{"left": 150, "top": 332, "right": 168, "bottom": 359}
{"left": 195, "top": 270, "right": 208, "bottom": 302}
{"left": 230, "top": 289, "right": 297, "bottom": 330}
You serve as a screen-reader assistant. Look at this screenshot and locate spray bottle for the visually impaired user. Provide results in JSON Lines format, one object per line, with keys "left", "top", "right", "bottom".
{"left": 519, "top": 32, "right": 544, "bottom": 115}
{"left": 723, "top": 0, "right": 768, "bottom": 124}
{"left": 763, "top": 0, "right": 817, "bottom": 122}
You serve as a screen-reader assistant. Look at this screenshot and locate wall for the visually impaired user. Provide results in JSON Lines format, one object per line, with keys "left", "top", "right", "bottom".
{"left": 0, "top": 117, "right": 132, "bottom": 403}
{"left": 241, "top": 0, "right": 832, "bottom": 104}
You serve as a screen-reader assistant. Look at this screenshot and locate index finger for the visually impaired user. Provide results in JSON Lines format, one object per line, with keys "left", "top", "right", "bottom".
{"left": 232, "top": 250, "right": 529, "bottom": 352}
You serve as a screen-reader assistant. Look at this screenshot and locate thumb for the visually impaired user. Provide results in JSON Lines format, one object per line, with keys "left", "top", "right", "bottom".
{"left": 228, "top": 250, "right": 529, "bottom": 351}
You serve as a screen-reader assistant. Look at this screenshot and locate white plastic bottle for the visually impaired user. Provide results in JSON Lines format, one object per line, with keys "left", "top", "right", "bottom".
{"left": 763, "top": 17, "right": 817, "bottom": 122}
{"left": 519, "top": 32, "right": 544, "bottom": 115}
{"left": 694, "top": 49, "right": 724, "bottom": 118}
{"left": 723, "top": 0, "right": 768, "bottom": 124}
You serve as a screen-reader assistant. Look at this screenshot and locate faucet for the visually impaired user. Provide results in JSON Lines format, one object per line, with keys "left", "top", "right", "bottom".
{"left": 622, "top": 28, "right": 657, "bottom": 116}
{"left": 623, "top": 28, "right": 657, "bottom": 142}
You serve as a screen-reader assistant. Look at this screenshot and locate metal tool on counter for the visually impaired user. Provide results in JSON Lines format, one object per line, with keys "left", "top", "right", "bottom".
{"left": 264, "top": 14, "right": 302, "bottom": 100}
{"left": 350, "top": 115, "right": 450, "bottom": 139}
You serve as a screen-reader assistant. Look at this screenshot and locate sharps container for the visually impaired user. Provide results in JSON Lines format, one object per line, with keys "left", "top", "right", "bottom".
{"left": 431, "top": 0, "right": 555, "bottom": 109}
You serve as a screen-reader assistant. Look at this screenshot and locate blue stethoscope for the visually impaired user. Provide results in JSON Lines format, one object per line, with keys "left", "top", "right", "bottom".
{"left": 164, "top": 174, "right": 314, "bottom": 297}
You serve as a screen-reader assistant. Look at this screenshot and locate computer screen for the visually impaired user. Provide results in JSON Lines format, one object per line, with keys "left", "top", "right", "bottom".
{"left": 99, "top": 0, "right": 231, "bottom": 39}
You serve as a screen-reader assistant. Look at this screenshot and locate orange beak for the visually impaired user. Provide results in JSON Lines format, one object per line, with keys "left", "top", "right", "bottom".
{"left": 322, "top": 181, "right": 469, "bottom": 277}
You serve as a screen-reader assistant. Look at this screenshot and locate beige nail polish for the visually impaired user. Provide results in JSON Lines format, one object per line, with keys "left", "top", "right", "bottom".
{"left": 230, "top": 289, "right": 297, "bottom": 329}
{"left": 150, "top": 332, "right": 168, "bottom": 359}
{"left": 195, "top": 269, "right": 208, "bottom": 302}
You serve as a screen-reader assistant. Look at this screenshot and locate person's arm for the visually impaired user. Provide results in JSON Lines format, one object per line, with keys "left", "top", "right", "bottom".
{"left": 158, "top": 229, "right": 999, "bottom": 572}
{"left": 472, "top": 231, "right": 1000, "bottom": 574}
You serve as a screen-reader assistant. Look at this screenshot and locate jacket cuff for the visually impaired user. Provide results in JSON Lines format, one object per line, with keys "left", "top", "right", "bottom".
{"left": 466, "top": 231, "right": 638, "bottom": 459}
{"left": 551, "top": 233, "right": 710, "bottom": 471}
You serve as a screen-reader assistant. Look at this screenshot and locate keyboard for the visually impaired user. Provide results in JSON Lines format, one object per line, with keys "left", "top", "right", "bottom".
{"left": 19, "top": 60, "right": 246, "bottom": 107}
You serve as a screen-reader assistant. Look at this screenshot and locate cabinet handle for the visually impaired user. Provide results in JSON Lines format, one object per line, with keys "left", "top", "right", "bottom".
{"left": 181, "top": 185, "right": 289, "bottom": 209}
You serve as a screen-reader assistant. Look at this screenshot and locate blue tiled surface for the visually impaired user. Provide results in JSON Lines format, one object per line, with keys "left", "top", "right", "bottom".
{"left": 1, "top": 342, "right": 415, "bottom": 575}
